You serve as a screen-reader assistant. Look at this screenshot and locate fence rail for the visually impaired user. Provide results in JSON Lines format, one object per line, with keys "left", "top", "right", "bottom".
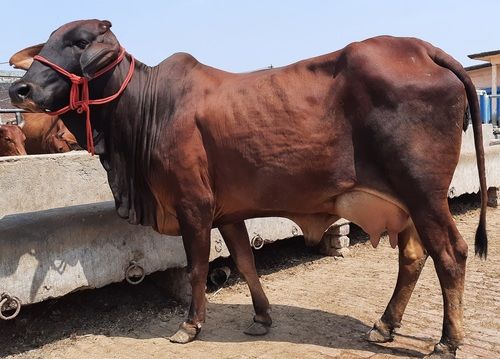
{"left": 0, "top": 108, "right": 25, "bottom": 113}
{"left": 0, "top": 109, "right": 25, "bottom": 125}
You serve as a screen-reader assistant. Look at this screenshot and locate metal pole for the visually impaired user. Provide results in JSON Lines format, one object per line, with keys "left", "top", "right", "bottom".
{"left": 15, "top": 112, "right": 23, "bottom": 124}
{"left": 0, "top": 109, "right": 26, "bottom": 113}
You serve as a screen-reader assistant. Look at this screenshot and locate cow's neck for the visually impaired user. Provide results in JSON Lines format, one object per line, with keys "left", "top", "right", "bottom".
{"left": 76, "top": 56, "right": 164, "bottom": 227}
{"left": 62, "top": 53, "right": 196, "bottom": 227}
{"left": 87, "top": 55, "right": 152, "bottom": 145}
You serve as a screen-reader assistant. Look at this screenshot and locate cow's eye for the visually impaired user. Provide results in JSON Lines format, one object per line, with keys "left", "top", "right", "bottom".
{"left": 74, "top": 40, "right": 90, "bottom": 49}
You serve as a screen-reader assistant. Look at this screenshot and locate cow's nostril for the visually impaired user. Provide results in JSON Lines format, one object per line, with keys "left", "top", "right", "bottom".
{"left": 17, "top": 83, "right": 31, "bottom": 98}
{"left": 9, "top": 82, "right": 32, "bottom": 101}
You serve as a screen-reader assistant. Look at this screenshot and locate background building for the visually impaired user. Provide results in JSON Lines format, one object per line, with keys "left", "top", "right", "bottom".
{"left": 466, "top": 51, "right": 500, "bottom": 126}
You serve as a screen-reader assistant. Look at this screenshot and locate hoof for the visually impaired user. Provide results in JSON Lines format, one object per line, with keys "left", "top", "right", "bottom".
{"left": 244, "top": 316, "right": 271, "bottom": 336}
{"left": 169, "top": 322, "right": 201, "bottom": 344}
{"left": 244, "top": 321, "right": 270, "bottom": 336}
{"left": 364, "top": 320, "right": 394, "bottom": 343}
{"left": 423, "top": 342, "right": 457, "bottom": 359}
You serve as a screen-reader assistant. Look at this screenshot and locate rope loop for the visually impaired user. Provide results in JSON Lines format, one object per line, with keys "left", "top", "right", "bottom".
{"left": 32, "top": 48, "right": 134, "bottom": 155}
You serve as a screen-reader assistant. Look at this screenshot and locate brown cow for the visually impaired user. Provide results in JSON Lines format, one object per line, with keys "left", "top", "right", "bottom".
{"left": 9, "top": 20, "right": 488, "bottom": 358}
{"left": 0, "top": 124, "right": 26, "bottom": 156}
{"left": 21, "top": 113, "right": 81, "bottom": 154}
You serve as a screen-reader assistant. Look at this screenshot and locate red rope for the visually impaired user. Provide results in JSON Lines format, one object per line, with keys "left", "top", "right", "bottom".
{"left": 33, "top": 48, "right": 135, "bottom": 155}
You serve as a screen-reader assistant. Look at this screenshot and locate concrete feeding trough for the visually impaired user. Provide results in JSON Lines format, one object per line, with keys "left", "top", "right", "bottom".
{"left": 448, "top": 125, "right": 500, "bottom": 203}
{"left": 0, "top": 125, "right": 499, "bottom": 319}
{"left": 0, "top": 151, "right": 311, "bottom": 308}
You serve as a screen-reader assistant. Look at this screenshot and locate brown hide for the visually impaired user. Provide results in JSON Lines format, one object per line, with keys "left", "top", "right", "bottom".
{"left": 21, "top": 113, "right": 81, "bottom": 154}
{"left": 0, "top": 124, "right": 26, "bottom": 156}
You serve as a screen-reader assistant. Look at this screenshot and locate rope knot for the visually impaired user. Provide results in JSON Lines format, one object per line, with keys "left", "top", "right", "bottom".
{"left": 68, "top": 74, "right": 83, "bottom": 84}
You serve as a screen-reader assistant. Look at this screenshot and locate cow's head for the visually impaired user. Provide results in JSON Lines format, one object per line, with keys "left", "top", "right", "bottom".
{"left": 46, "top": 121, "right": 83, "bottom": 153}
{"left": 9, "top": 19, "right": 120, "bottom": 113}
{"left": 0, "top": 125, "right": 27, "bottom": 156}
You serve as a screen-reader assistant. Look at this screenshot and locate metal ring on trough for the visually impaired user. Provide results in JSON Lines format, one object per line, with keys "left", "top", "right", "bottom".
{"left": 251, "top": 235, "right": 265, "bottom": 250}
{"left": 209, "top": 266, "right": 231, "bottom": 287}
{"left": 125, "top": 261, "right": 146, "bottom": 285}
{"left": 0, "top": 294, "right": 22, "bottom": 320}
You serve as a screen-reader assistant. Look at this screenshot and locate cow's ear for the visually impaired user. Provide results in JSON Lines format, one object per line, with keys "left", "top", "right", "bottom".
{"left": 9, "top": 43, "right": 45, "bottom": 70}
{"left": 80, "top": 42, "right": 120, "bottom": 78}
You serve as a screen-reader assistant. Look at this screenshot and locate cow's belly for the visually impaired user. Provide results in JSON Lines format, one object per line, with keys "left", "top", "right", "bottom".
{"left": 333, "top": 187, "right": 410, "bottom": 248}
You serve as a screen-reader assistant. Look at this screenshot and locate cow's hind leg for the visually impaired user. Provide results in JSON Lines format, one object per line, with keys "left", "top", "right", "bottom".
{"left": 219, "top": 222, "right": 272, "bottom": 335}
{"left": 366, "top": 220, "right": 428, "bottom": 342}
{"left": 413, "top": 205, "right": 468, "bottom": 359}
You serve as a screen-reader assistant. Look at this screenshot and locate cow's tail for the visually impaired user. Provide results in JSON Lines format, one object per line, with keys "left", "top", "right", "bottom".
{"left": 426, "top": 43, "right": 488, "bottom": 259}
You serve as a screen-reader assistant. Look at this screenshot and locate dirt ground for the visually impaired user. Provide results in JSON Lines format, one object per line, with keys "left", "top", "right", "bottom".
{"left": 1, "top": 195, "right": 499, "bottom": 358}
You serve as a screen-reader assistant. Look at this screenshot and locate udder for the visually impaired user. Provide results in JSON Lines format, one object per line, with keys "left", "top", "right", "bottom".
{"left": 333, "top": 188, "right": 409, "bottom": 248}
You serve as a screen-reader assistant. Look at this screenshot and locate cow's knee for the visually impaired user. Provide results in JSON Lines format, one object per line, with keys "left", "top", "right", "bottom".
{"left": 453, "top": 236, "right": 468, "bottom": 263}
{"left": 432, "top": 244, "right": 466, "bottom": 280}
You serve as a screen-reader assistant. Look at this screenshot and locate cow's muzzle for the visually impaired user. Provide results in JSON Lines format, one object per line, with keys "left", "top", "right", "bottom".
{"left": 8, "top": 81, "right": 45, "bottom": 112}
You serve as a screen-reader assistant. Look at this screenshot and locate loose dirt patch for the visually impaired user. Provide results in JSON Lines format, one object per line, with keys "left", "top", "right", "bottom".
{"left": 1, "top": 195, "right": 498, "bottom": 358}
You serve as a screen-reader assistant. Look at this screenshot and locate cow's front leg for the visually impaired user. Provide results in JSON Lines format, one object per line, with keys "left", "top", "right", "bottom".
{"left": 169, "top": 199, "right": 213, "bottom": 344}
{"left": 219, "top": 222, "right": 272, "bottom": 335}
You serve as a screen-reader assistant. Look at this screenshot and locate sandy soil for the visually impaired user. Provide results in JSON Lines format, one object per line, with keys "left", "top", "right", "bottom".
{"left": 1, "top": 195, "right": 499, "bottom": 358}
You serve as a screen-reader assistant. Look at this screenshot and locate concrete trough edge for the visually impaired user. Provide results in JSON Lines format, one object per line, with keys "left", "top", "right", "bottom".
{"left": 0, "top": 201, "right": 308, "bottom": 305}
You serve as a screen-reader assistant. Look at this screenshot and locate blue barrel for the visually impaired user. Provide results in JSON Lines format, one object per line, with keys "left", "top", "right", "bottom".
{"left": 478, "top": 92, "right": 491, "bottom": 124}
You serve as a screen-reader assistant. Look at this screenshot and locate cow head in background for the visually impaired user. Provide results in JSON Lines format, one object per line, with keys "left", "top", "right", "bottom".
{"left": 45, "top": 121, "right": 82, "bottom": 153}
{"left": 0, "top": 125, "right": 27, "bottom": 156}
{"left": 9, "top": 19, "right": 121, "bottom": 113}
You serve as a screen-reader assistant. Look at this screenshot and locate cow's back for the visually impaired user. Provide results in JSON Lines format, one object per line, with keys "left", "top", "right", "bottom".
{"left": 22, "top": 113, "right": 80, "bottom": 154}
{"left": 22, "top": 113, "right": 59, "bottom": 154}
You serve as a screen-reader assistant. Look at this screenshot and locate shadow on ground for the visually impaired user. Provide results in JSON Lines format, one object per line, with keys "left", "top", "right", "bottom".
{"left": 0, "top": 278, "right": 425, "bottom": 358}
{"left": 0, "top": 194, "right": 481, "bottom": 358}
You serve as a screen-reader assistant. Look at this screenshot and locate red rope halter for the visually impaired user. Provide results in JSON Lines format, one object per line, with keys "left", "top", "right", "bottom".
{"left": 33, "top": 48, "right": 135, "bottom": 155}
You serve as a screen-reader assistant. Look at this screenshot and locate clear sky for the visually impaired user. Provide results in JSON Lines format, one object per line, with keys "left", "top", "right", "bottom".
{"left": 1, "top": 1, "right": 499, "bottom": 72}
